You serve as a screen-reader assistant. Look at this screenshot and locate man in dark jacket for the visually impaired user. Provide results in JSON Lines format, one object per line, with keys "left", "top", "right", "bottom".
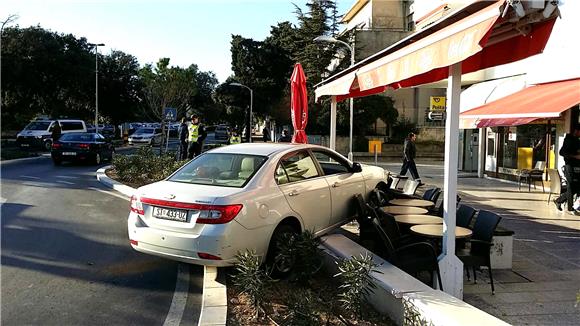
{"left": 178, "top": 117, "right": 188, "bottom": 160}
{"left": 399, "top": 132, "right": 422, "bottom": 185}
{"left": 554, "top": 127, "right": 580, "bottom": 214}
{"left": 277, "top": 129, "right": 292, "bottom": 142}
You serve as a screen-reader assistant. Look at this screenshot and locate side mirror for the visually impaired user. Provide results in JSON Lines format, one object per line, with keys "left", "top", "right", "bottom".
{"left": 352, "top": 162, "right": 363, "bottom": 173}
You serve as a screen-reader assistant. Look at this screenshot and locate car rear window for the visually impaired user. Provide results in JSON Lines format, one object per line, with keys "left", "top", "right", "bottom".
{"left": 60, "top": 122, "right": 84, "bottom": 131}
{"left": 25, "top": 121, "right": 52, "bottom": 131}
{"left": 59, "top": 133, "right": 96, "bottom": 141}
{"left": 168, "top": 153, "right": 267, "bottom": 188}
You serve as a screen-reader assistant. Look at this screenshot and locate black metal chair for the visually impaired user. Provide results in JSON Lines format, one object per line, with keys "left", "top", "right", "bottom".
{"left": 456, "top": 210, "right": 502, "bottom": 294}
{"left": 366, "top": 204, "right": 443, "bottom": 291}
{"left": 432, "top": 193, "right": 462, "bottom": 217}
{"left": 456, "top": 204, "right": 477, "bottom": 228}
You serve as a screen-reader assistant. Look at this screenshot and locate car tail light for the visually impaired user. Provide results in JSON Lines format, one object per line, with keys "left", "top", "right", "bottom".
{"left": 139, "top": 197, "right": 242, "bottom": 224}
{"left": 130, "top": 195, "right": 144, "bottom": 215}
{"left": 130, "top": 239, "right": 138, "bottom": 246}
{"left": 198, "top": 252, "right": 221, "bottom": 260}
{"left": 52, "top": 143, "right": 61, "bottom": 149}
{"left": 79, "top": 143, "right": 90, "bottom": 149}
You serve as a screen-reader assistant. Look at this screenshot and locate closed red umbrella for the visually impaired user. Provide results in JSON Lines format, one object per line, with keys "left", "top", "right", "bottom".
{"left": 290, "top": 63, "right": 308, "bottom": 144}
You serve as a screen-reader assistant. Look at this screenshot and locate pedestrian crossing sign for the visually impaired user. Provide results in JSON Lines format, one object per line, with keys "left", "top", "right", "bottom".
{"left": 164, "top": 107, "right": 177, "bottom": 121}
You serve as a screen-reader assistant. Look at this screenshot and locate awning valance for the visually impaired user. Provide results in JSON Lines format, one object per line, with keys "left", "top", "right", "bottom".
{"left": 460, "top": 78, "right": 580, "bottom": 128}
{"left": 314, "top": 0, "right": 557, "bottom": 102}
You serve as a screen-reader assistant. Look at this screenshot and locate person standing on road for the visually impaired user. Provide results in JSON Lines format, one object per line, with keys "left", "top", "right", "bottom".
{"left": 262, "top": 126, "right": 270, "bottom": 142}
{"left": 187, "top": 115, "right": 206, "bottom": 159}
{"left": 553, "top": 126, "right": 580, "bottom": 214}
{"left": 51, "top": 120, "right": 62, "bottom": 141}
{"left": 277, "top": 129, "right": 292, "bottom": 142}
{"left": 399, "top": 132, "right": 423, "bottom": 185}
{"left": 178, "top": 117, "right": 188, "bottom": 160}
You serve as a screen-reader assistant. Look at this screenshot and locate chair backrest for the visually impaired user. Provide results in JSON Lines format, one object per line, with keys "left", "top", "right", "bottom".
{"left": 369, "top": 211, "right": 397, "bottom": 260}
{"left": 471, "top": 210, "right": 502, "bottom": 242}
{"left": 435, "top": 193, "right": 461, "bottom": 217}
{"left": 456, "top": 204, "right": 477, "bottom": 228}
{"left": 403, "top": 180, "right": 420, "bottom": 195}
{"left": 534, "top": 161, "right": 546, "bottom": 170}
{"left": 390, "top": 177, "right": 400, "bottom": 189}
{"left": 354, "top": 194, "right": 370, "bottom": 225}
{"left": 430, "top": 189, "right": 442, "bottom": 203}
{"left": 546, "top": 168, "right": 561, "bottom": 194}
{"left": 373, "top": 206, "right": 402, "bottom": 244}
{"left": 423, "top": 188, "right": 441, "bottom": 201}
{"left": 369, "top": 188, "right": 390, "bottom": 208}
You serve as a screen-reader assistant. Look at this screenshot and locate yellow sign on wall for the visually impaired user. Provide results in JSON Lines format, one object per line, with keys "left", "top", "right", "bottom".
{"left": 430, "top": 96, "right": 446, "bottom": 111}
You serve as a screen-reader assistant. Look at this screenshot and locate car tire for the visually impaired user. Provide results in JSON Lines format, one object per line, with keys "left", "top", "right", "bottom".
{"left": 94, "top": 153, "right": 101, "bottom": 165}
{"left": 44, "top": 140, "right": 52, "bottom": 151}
{"left": 266, "top": 223, "right": 298, "bottom": 278}
{"left": 52, "top": 158, "right": 61, "bottom": 166}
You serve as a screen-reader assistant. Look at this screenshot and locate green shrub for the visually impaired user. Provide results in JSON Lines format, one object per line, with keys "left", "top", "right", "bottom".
{"left": 286, "top": 289, "right": 320, "bottom": 326}
{"left": 112, "top": 147, "right": 186, "bottom": 186}
{"left": 232, "top": 250, "right": 271, "bottom": 318}
{"left": 275, "top": 230, "right": 324, "bottom": 284}
{"left": 334, "top": 253, "right": 381, "bottom": 318}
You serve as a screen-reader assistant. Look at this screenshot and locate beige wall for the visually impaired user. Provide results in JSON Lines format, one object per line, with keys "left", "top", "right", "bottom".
{"left": 371, "top": 0, "right": 406, "bottom": 29}
{"left": 355, "top": 29, "right": 410, "bottom": 59}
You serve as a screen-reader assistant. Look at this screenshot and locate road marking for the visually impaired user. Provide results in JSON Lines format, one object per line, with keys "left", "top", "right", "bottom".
{"left": 56, "top": 180, "right": 75, "bottom": 185}
{"left": 88, "top": 187, "right": 130, "bottom": 201}
{"left": 163, "top": 263, "right": 190, "bottom": 326}
{"left": 19, "top": 175, "right": 40, "bottom": 180}
{"left": 56, "top": 175, "right": 79, "bottom": 179}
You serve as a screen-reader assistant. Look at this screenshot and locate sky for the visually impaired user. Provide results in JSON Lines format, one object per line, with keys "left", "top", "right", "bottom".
{"left": 1, "top": 0, "right": 353, "bottom": 83}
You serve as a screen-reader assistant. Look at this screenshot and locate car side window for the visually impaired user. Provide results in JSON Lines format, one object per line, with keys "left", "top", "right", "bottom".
{"left": 276, "top": 151, "right": 320, "bottom": 185}
{"left": 312, "top": 150, "right": 350, "bottom": 175}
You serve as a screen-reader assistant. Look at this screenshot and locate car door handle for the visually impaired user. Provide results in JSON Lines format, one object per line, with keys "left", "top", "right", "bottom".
{"left": 288, "top": 190, "right": 299, "bottom": 197}
{"left": 332, "top": 182, "right": 341, "bottom": 188}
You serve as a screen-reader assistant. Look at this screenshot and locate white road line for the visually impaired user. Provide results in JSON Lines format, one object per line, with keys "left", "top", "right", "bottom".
{"left": 163, "top": 263, "right": 190, "bottom": 326}
{"left": 56, "top": 175, "right": 79, "bottom": 179}
{"left": 88, "top": 187, "right": 130, "bottom": 201}
{"left": 56, "top": 180, "right": 75, "bottom": 185}
{"left": 19, "top": 175, "right": 40, "bottom": 180}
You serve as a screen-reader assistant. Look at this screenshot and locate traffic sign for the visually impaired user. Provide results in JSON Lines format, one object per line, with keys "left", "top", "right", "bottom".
{"left": 164, "top": 107, "right": 177, "bottom": 121}
{"left": 428, "top": 111, "right": 446, "bottom": 121}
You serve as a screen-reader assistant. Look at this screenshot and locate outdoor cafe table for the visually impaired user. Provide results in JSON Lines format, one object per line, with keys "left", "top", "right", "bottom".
{"left": 382, "top": 206, "right": 429, "bottom": 215}
{"left": 409, "top": 224, "right": 473, "bottom": 239}
{"left": 394, "top": 214, "right": 443, "bottom": 226}
{"left": 388, "top": 198, "right": 434, "bottom": 207}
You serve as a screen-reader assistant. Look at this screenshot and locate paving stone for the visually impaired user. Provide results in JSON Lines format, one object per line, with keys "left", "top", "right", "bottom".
{"left": 497, "top": 300, "right": 579, "bottom": 316}
{"left": 502, "top": 314, "right": 580, "bottom": 326}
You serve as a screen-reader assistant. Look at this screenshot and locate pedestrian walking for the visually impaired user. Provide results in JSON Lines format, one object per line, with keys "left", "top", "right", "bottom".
{"left": 178, "top": 117, "right": 188, "bottom": 160}
{"left": 399, "top": 132, "right": 423, "bottom": 185}
{"left": 187, "top": 115, "right": 207, "bottom": 159}
{"left": 277, "top": 129, "right": 292, "bottom": 142}
{"left": 51, "top": 120, "right": 62, "bottom": 141}
{"left": 553, "top": 126, "right": 580, "bottom": 214}
{"left": 262, "top": 126, "right": 270, "bottom": 142}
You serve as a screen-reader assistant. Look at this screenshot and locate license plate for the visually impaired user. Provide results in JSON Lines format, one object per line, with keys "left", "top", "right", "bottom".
{"left": 62, "top": 152, "right": 77, "bottom": 156}
{"left": 153, "top": 207, "right": 188, "bottom": 222}
{"left": 21, "top": 144, "right": 30, "bottom": 147}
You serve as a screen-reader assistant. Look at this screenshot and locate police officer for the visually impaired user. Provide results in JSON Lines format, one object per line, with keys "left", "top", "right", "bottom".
{"left": 178, "top": 117, "right": 188, "bottom": 160}
{"left": 187, "top": 115, "right": 206, "bottom": 159}
{"left": 229, "top": 131, "right": 241, "bottom": 145}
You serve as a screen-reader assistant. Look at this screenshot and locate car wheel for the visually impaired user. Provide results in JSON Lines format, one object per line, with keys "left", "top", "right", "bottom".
{"left": 266, "top": 223, "right": 298, "bottom": 278}
{"left": 52, "top": 158, "right": 61, "bottom": 166}
{"left": 44, "top": 140, "right": 52, "bottom": 151}
{"left": 94, "top": 153, "right": 101, "bottom": 165}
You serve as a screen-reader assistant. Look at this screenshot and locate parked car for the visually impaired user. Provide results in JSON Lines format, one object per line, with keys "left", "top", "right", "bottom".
{"left": 51, "top": 132, "right": 114, "bottom": 165}
{"left": 127, "top": 143, "right": 388, "bottom": 274}
{"left": 128, "top": 128, "right": 163, "bottom": 146}
{"left": 17, "top": 119, "right": 87, "bottom": 150}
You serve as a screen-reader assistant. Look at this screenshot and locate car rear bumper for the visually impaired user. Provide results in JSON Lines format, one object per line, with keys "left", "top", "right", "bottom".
{"left": 127, "top": 213, "right": 252, "bottom": 266}
{"left": 52, "top": 151, "right": 95, "bottom": 162}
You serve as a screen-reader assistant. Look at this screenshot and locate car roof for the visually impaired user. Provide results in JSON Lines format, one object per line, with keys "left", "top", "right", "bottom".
{"left": 208, "top": 143, "right": 330, "bottom": 156}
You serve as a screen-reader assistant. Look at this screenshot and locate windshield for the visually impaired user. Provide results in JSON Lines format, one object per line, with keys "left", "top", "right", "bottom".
{"left": 135, "top": 128, "right": 154, "bottom": 134}
{"left": 25, "top": 121, "right": 52, "bottom": 131}
{"left": 59, "top": 133, "right": 97, "bottom": 142}
{"left": 168, "top": 153, "right": 268, "bottom": 188}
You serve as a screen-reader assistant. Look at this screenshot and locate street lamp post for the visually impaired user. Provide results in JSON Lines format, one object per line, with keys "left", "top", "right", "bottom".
{"left": 314, "top": 35, "right": 355, "bottom": 161}
{"left": 88, "top": 42, "right": 105, "bottom": 134}
{"left": 229, "top": 83, "right": 253, "bottom": 143}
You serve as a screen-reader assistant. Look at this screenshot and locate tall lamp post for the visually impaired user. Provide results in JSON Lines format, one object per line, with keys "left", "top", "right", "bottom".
{"left": 88, "top": 42, "right": 105, "bottom": 134}
{"left": 0, "top": 14, "right": 18, "bottom": 113}
{"left": 314, "top": 35, "right": 355, "bottom": 161}
{"left": 229, "top": 82, "right": 253, "bottom": 143}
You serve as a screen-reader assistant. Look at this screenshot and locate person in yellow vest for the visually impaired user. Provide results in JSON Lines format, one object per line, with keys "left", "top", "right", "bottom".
{"left": 229, "top": 131, "right": 241, "bottom": 145}
{"left": 187, "top": 115, "right": 206, "bottom": 159}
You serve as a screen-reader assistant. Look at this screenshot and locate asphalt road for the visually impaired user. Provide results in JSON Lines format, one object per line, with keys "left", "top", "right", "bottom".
{"left": 1, "top": 156, "right": 203, "bottom": 325}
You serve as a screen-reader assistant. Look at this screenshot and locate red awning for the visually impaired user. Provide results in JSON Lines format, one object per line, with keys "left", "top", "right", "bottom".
{"left": 460, "top": 78, "right": 580, "bottom": 128}
{"left": 315, "top": 0, "right": 557, "bottom": 101}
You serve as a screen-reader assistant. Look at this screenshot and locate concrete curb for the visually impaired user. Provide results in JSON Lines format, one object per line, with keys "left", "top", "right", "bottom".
{"left": 95, "top": 165, "right": 135, "bottom": 198}
{"left": 198, "top": 266, "right": 227, "bottom": 326}
{"left": 0, "top": 153, "right": 50, "bottom": 165}
{"left": 95, "top": 166, "right": 226, "bottom": 326}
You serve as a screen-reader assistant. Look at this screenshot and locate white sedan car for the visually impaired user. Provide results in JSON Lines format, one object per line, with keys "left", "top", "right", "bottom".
{"left": 128, "top": 143, "right": 388, "bottom": 272}
{"left": 128, "top": 128, "right": 162, "bottom": 146}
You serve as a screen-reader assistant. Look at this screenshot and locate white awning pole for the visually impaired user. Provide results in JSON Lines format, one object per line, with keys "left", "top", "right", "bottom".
{"left": 330, "top": 96, "right": 337, "bottom": 151}
{"left": 439, "top": 62, "right": 464, "bottom": 298}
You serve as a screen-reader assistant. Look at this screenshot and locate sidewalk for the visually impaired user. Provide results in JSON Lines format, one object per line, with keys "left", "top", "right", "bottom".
{"left": 365, "top": 160, "right": 580, "bottom": 325}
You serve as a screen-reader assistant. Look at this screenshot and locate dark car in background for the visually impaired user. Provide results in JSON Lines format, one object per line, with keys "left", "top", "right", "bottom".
{"left": 51, "top": 132, "right": 114, "bottom": 165}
